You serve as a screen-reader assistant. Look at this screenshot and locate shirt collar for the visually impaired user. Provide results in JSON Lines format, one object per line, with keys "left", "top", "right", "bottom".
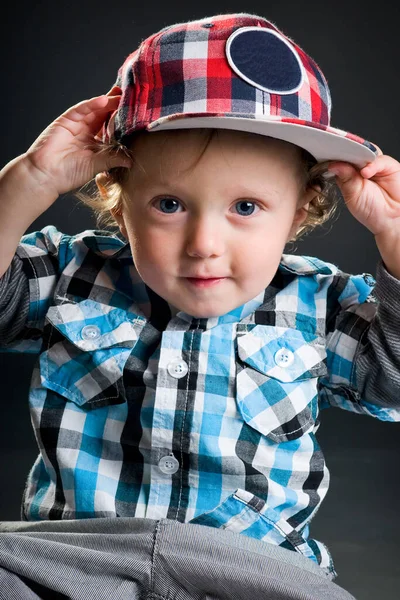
{"left": 167, "top": 287, "right": 266, "bottom": 329}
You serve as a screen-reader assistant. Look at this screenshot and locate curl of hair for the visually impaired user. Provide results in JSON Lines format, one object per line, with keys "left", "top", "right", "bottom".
{"left": 73, "top": 129, "right": 340, "bottom": 243}
{"left": 289, "top": 149, "right": 341, "bottom": 244}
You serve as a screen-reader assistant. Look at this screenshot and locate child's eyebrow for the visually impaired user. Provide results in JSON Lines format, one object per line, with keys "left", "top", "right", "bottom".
{"left": 136, "top": 180, "right": 281, "bottom": 203}
{"left": 234, "top": 186, "right": 281, "bottom": 203}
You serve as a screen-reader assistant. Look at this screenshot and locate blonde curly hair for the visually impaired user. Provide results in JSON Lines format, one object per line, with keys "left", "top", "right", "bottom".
{"left": 73, "top": 128, "right": 340, "bottom": 244}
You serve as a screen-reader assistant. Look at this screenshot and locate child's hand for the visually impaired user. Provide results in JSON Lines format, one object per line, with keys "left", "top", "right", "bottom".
{"left": 23, "top": 86, "right": 132, "bottom": 198}
{"left": 328, "top": 150, "right": 400, "bottom": 278}
{"left": 327, "top": 151, "right": 400, "bottom": 237}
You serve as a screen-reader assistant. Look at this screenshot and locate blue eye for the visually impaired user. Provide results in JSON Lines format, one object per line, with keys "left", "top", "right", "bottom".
{"left": 154, "top": 197, "right": 260, "bottom": 216}
{"left": 234, "top": 201, "right": 257, "bottom": 216}
{"left": 158, "top": 197, "right": 181, "bottom": 213}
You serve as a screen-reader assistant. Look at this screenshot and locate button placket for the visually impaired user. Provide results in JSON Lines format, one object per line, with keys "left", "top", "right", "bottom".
{"left": 158, "top": 454, "right": 180, "bottom": 475}
{"left": 167, "top": 358, "right": 188, "bottom": 379}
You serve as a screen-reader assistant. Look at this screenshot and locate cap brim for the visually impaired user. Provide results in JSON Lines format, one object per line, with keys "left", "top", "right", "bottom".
{"left": 146, "top": 114, "right": 378, "bottom": 168}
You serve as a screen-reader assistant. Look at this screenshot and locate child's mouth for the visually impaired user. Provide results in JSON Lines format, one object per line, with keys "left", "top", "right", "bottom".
{"left": 185, "top": 277, "right": 226, "bottom": 288}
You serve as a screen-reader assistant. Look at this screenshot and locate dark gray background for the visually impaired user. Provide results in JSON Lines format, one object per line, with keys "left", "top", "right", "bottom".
{"left": 1, "top": 1, "right": 399, "bottom": 598}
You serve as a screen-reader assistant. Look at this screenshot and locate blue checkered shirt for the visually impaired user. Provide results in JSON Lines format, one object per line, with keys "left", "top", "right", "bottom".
{"left": 1, "top": 225, "right": 400, "bottom": 580}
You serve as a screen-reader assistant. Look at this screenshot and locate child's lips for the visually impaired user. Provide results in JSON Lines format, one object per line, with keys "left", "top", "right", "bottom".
{"left": 185, "top": 277, "right": 226, "bottom": 288}
{"left": 184, "top": 273, "right": 227, "bottom": 278}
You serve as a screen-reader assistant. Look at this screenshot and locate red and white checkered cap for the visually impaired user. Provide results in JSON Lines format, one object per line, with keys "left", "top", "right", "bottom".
{"left": 96, "top": 12, "right": 379, "bottom": 167}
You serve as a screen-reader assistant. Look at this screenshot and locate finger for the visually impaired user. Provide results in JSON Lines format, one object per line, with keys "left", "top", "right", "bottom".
{"left": 327, "top": 162, "right": 364, "bottom": 204}
{"left": 54, "top": 100, "right": 119, "bottom": 140}
{"left": 60, "top": 97, "right": 120, "bottom": 132}
{"left": 95, "top": 95, "right": 121, "bottom": 110}
{"left": 91, "top": 94, "right": 122, "bottom": 107}
{"left": 360, "top": 155, "right": 400, "bottom": 179}
{"left": 85, "top": 97, "right": 121, "bottom": 134}
{"left": 326, "top": 161, "right": 359, "bottom": 180}
{"left": 63, "top": 95, "right": 119, "bottom": 121}
{"left": 104, "top": 85, "right": 122, "bottom": 97}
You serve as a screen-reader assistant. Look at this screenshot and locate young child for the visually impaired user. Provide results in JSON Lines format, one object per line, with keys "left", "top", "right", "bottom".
{"left": 0, "top": 11, "right": 399, "bottom": 600}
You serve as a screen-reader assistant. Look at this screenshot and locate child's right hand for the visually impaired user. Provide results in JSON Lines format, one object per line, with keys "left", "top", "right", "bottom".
{"left": 22, "top": 86, "right": 131, "bottom": 199}
{"left": 0, "top": 88, "right": 132, "bottom": 278}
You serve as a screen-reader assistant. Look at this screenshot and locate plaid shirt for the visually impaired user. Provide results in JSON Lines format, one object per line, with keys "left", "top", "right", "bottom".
{"left": 2, "top": 224, "right": 400, "bottom": 580}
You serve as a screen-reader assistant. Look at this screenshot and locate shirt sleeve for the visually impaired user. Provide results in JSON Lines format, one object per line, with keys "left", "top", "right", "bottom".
{"left": 319, "top": 257, "right": 400, "bottom": 422}
{"left": 0, "top": 225, "right": 65, "bottom": 354}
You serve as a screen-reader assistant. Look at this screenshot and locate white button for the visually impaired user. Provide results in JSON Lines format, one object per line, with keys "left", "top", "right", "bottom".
{"left": 167, "top": 358, "right": 188, "bottom": 379}
{"left": 81, "top": 325, "right": 101, "bottom": 340}
{"left": 158, "top": 455, "right": 179, "bottom": 475}
{"left": 274, "top": 348, "right": 294, "bottom": 368}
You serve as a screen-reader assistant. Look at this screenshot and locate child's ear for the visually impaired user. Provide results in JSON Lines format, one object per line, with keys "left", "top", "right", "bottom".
{"left": 95, "top": 172, "right": 110, "bottom": 200}
{"left": 296, "top": 182, "right": 322, "bottom": 223}
{"left": 110, "top": 206, "right": 128, "bottom": 238}
{"left": 287, "top": 184, "right": 319, "bottom": 241}
{"left": 95, "top": 172, "right": 128, "bottom": 237}
{"left": 290, "top": 203, "right": 309, "bottom": 237}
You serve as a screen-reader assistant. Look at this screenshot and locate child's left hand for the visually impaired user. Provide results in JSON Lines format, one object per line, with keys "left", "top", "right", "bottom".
{"left": 327, "top": 151, "right": 400, "bottom": 279}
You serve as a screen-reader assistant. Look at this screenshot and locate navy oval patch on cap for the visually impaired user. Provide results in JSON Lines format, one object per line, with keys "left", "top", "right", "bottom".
{"left": 226, "top": 27, "right": 304, "bottom": 95}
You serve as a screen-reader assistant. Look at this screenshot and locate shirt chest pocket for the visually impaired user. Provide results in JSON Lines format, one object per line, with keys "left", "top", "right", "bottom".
{"left": 39, "top": 299, "right": 146, "bottom": 409}
{"left": 236, "top": 325, "right": 328, "bottom": 442}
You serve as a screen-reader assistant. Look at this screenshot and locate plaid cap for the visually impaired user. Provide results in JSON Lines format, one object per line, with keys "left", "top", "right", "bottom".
{"left": 96, "top": 12, "right": 379, "bottom": 167}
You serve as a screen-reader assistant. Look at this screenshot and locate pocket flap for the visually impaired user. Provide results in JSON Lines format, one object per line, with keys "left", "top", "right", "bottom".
{"left": 46, "top": 298, "right": 145, "bottom": 351}
{"left": 39, "top": 299, "right": 146, "bottom": 407}
{"left": 237, "top": 325, "right": 327, "bottom": 382}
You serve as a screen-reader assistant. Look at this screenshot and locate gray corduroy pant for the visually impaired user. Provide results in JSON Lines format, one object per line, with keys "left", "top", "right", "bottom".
{"left": 0, "top": 517, "right": 357, "bottom": 600}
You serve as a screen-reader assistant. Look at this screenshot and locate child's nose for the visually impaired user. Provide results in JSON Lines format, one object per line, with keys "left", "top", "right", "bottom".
{"left": 185, "top": 217, "right": 225, "bottom": 258}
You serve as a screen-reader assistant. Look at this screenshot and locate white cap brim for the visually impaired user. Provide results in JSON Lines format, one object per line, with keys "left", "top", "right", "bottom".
{"left": 147, "top": 115, "right": 378, "bottom": 168}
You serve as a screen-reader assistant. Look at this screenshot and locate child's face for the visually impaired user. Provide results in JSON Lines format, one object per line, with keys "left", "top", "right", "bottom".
{"left": 108, "top": 129, "right": 314, "bottom": 318}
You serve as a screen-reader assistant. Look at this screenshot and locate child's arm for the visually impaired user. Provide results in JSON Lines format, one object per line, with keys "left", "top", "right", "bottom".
{"left": 0, "top": 156, "right": 58, "bottom": 278}
{"left": 0, "top": 89, "right": 131, "bottom": 351}
{"left": 319, "top": 153, "right": 400, "bottom": 420}
{"left": 318, "top": 261, "right": 400, "bottom": 421}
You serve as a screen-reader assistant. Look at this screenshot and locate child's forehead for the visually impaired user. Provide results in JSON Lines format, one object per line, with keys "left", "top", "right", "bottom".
{"left": 127, "top": 128, "right": 301, "bottom": 171}
{"left": 125, "top": 131, "right": 303, "bottom": 199}
{"left": 129, "top": 128, "right": 295, "bottom": 149}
